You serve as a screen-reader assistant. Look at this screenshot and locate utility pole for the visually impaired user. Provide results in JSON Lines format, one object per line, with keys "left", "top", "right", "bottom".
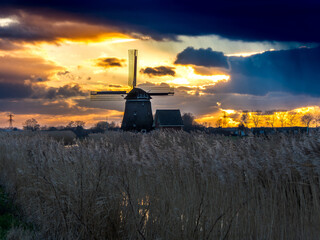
{"left": 8, "top": 113, "right": 14, "bottom": 129}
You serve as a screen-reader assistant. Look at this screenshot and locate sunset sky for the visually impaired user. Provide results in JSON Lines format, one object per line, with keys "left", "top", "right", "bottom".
{"left": 0, "top": 0, "right": 320, "bottom": 128}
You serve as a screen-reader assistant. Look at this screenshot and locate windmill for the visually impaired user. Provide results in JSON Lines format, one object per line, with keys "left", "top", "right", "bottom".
{"left": 91, "top": 49, "right": 174, "bottom": 132}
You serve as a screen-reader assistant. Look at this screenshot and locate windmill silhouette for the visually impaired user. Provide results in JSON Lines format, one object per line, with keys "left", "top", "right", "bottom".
{"left": 91, "top": 49, "right": 174, "bottom": 132}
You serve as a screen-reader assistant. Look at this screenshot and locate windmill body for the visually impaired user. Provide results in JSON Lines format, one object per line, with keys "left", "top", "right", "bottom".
{"left": 121, "top": 88, "right": 153, "bottom": 131}
{"left": 91, "top": 49, "right": 174, "bottom": 132}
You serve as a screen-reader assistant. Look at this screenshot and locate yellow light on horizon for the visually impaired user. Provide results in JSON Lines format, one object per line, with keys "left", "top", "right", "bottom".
{"left": 293, "top": 106, "right": 318, "bottom": 114}
{"left": 59, "top": 35, "right": 137, "bottom": 45}
{"left": 223, "top": 109, "right": 236, "bottom": 114}
{"left": 167, "top": 78, "right": 190, "bottom": 85}
{"left": 226, "top": 49, "right": 276, "bottom": 57}
{"left": 195, "top": 105, "right": 320, "bottom": 128}
{"left": 187, "top": 66, "right": 229, "bottom": 82}
{"left": 165, "top": 66, "right": 230, "bottom": 89}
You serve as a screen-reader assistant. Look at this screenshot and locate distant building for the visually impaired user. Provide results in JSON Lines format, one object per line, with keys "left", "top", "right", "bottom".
{"left": 154, "top": 110, "right": 184, "bottom": 130}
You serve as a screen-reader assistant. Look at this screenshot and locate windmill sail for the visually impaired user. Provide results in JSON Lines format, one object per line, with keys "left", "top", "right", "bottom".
{"left": 140, "top": 86, "right": 174, "bottom": 95}
{"left": 90, "top": 91, "right": 126, "bottom": 101}
{"left": 128, "top": 49, "right": 138, "bottom": 88}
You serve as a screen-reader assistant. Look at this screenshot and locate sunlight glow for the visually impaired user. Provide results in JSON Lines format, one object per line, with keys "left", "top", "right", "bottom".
{"left": 60, "top": 35, "right": 137, "bottom": 45}
{"left": 293, "top": 106, "right": 318, "bottom": 114}
{"left": 223, "top": 109, "right": 236, "bottom": 114}
{"left": 0, "top": 17, "right": 19, "bottom": 27}
{"left": 165, "top": 66, "right": 229, "bottom": 90}
{"left": 167, "top": 78, "right": 190, "bottom": 85}
{"left": 226, "top": 49, "right": 275, "bottom": 57}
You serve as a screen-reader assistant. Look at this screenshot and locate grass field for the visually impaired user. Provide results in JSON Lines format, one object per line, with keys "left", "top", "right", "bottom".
{"left": 0, "top": 186, "right": 34, "bottom": 240}
{"left": 0, "top": 131, "right": 320, "bottom": 239}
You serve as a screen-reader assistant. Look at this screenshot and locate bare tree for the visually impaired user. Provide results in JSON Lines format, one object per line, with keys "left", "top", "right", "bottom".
{"left": 202, "top": 121, "right": 209, "bottom": 128}
{"left": 301, "top": 113, "right": 313, "bottom": 128}
{"left": 222, "top": 112, "right": 228, "bottom": 128}
{"left": 215, "top": 118, "right": 222, "bottom": 128}
{"left": 287, "top": 112, "right": 298, "bottom": 127}
{"left": 95, "top": 121, "right": 108, "bottom": 132}
{"left": 182, "top": 113, "right": 195, "bottom": 128}
{"left": 23, "top": 118, "right": 40, "bottom": 131}
{"left": 251, "top": 111, "right": 262, "bottom": 128}
{"left": 264, "top": 111, "right": 277, "bottom": 128}
{"left": 278, "top": 112, "right": 287, "bottom": 127}
{"left": 313, "top": 113, "right": 320, "bottom": 127}
{"left": 182, "top": 113, "right": 195, "bottom": 131}
{"left": 67, "top": 121, "right": 86, "bottom": 128}
{"left": 240, "top": 111, "right": 249, "bottom": 128}
{"left": 109, "top": 121, "right": 117, "bottom": 128}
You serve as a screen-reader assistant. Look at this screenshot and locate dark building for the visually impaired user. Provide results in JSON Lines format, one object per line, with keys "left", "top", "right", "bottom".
{"left": 121, "top": 88, "right": 153, "bottom": 132}
{"left": 154, "top": 110, "right": 184, "bottom": 130}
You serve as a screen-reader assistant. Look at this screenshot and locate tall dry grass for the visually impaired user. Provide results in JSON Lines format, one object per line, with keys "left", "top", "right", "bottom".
{"left": 0, "top": 131, "right": 320, "bottom": 239}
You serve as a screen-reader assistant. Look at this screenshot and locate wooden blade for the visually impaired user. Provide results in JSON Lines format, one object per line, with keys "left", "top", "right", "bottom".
{"left": 90, "top": 91, "right": 126, "bottom": 101}
{"left": 148, "top": 92, "right": 174, "bottom": 96}
{"left": 128, "top": 49, "right": 138, "bottom": 88}
{"left": 140, "top": 86, "right": 174, "bottom": 96}
{"left": 91, "top": 91, "right": 127, "bottom": 95}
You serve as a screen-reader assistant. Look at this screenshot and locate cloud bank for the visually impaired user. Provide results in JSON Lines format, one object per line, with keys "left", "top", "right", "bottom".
{"left": 213, "top": 47, "right": 320, "bottom": 96}
{"left": 175, "top": 47, "right": 229, "bottom": 68}
{"left": 0, "top": 1, "right": 319, "bottom": 42}
{"left": 175, "top": 46, "right": 320, "bottom": 97}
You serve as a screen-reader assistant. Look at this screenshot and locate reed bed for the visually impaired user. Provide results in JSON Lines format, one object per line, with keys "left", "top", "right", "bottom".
{"left": 0, "top": 131, "right": 320, "bottom": 239}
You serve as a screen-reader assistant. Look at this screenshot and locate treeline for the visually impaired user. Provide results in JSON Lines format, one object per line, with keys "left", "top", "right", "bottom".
{"left": 200, "top": 109, "right": 320, "bottom": 128}
{"left": 8, "top": 110, "right": 320, "bottom": 138}
{"left": 20, "top": 119, "right": 120, "bottom": 138}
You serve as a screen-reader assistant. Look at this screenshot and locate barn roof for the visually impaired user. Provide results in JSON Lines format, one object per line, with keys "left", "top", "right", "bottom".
{"left": 125, "top": 88, "right": 151, "bottom": 100}
{"left": 154, "top": 110, "right": 184, "bottom": 127}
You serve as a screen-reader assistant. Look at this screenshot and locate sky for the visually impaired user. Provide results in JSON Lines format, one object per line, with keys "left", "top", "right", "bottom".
{"left": 0, "top": 0, "right": 320, "bottom": 128}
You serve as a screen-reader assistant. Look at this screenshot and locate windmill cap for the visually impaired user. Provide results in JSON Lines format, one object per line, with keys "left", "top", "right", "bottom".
{"left": 125, "top": 88, "right": 151, "bottom": 100}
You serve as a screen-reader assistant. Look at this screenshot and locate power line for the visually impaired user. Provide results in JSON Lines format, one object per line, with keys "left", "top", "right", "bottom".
{"left": 7, "top": 113, "right": 14, "bottom": 129}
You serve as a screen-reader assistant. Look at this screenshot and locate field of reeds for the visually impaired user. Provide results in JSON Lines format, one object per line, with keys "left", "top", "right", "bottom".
{"left": 0, "top": 131, "right": 320, "bottom": 239}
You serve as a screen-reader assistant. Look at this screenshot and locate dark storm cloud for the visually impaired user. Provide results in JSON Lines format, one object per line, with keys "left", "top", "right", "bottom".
{"left": 0, "top": 11, "right": 117, "bottom": 43}
{"left": 140, "top": 66, "right": 176, "bottom": 77}
{"left": 175, "top": 47, "right": 229, "bottom": 69}
{"left": 43, "top": 84, "right": 87, "bottom": 99}
{"left": 0, "top": 98, "right": 101, "bottom": 116}
{"left": 0, "top": 82, "right": 86, "bottom": 99}
{"left": 0, "top": 82, "right": 32, "bottom": 98}
{"left": 94, "top": 57, "right": 125, "bottom": 69}
{"left": 208, "top": 47, "right": 320, "bottom": 97}
{"left": 0, "top": 1, "right": 319, "bottom": 42}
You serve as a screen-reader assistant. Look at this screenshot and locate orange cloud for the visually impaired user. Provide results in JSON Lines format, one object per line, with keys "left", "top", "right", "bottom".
{"left": 0, "top": 55, "right": 63, "bottom": 83}
{"left": 94, "top": 57, "right": 126, "bottom": 69}
{"left": 0, "top": 11, "right": 135, "bottom": 44}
